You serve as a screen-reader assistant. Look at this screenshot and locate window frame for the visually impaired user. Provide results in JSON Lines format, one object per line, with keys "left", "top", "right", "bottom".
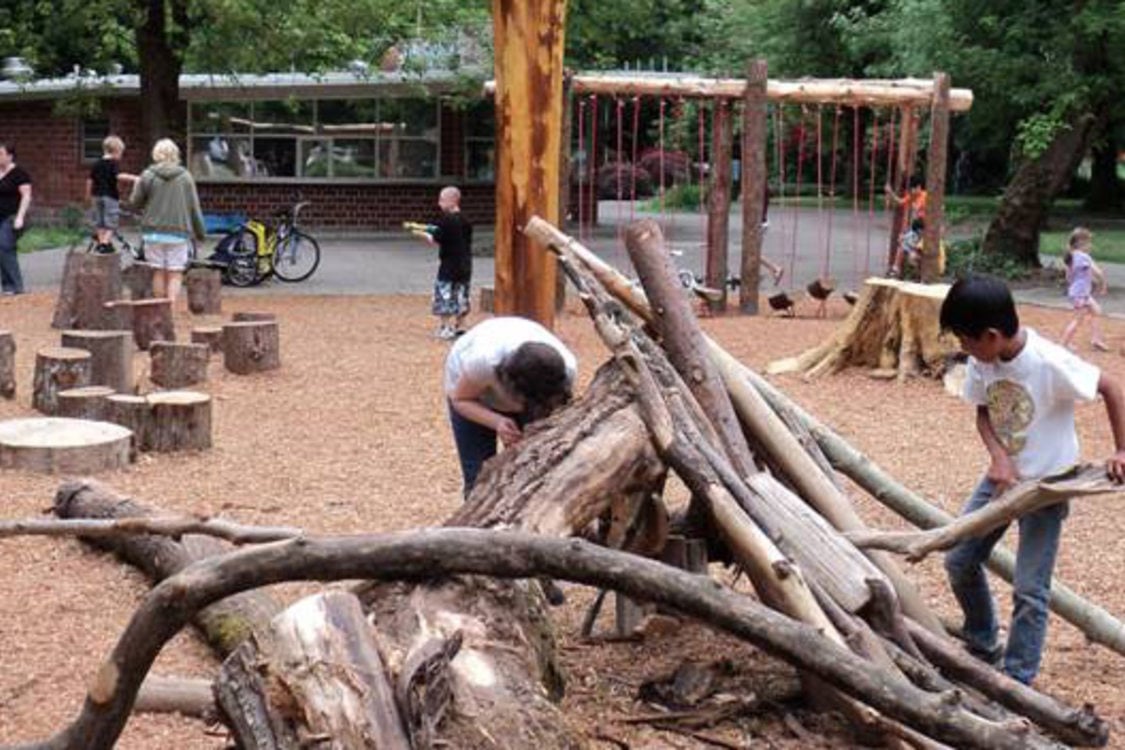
{"left": 80, "top": 119, "right": 111, "bottom": 164}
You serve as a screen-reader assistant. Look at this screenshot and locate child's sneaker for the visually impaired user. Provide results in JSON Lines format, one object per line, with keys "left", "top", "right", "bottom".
{"left": 436, "top": 325, "right": 456, "bottom": 340}
{"left": 967, "top": 642, "right": 1003, "bottom": 668}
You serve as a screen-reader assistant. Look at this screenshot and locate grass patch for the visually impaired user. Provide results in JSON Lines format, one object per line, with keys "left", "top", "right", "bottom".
{"left": 1040, "top": 229, "right": 1125, "bottom": 264}
{"left": 18, "top": 226, "right": 84, "bottom": 253}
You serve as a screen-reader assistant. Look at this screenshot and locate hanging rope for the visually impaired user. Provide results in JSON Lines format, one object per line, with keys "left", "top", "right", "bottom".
{"left": 852, "top": 106, "right": 861, "bottom": 287}
{"left": 815, "top": 105, "right": 825, "bottom": 279}
{"left": 697, "top": 100, "right": 707, "bottom": 243}
{"left": 658, "top": 98, "right": 667, "bottom": 225}
{"left": 577, "top": 97, "right": 586, "bottom": 242}
{"left": 822, "top": 105, "right": 842, "bottom": 281}
{"left": 866, "top": 108, "right": 881, "bottom": 277}
{"left": 630, "top": 96, "right": 640, "bottom": 225}
{"left": 788, "top": 106, "right": 808, "bottom": 289}
{"left": 884, "top": 106, "right": 898, "bottom": 212}
{"left": 616, "top": 97, "right": 625, "bottom": 240}
{"left": 588, "top": 94, "right": 598, "bottom": 243}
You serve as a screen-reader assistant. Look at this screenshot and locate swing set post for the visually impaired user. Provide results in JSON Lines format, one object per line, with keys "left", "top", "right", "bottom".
{"left": 740, "top": 58, "right": 769, "bottom": 315}
{"left": 706, "top": 99, "right": 734, "bottom": 312}
{"left": 886, "top": 104, "right": 918, "bottom": 273}
{"left": 492, "top": 0, "right": 567, "bottom": 329}
{"left": 921, "top": 72, "right": 951, "bottom": 284}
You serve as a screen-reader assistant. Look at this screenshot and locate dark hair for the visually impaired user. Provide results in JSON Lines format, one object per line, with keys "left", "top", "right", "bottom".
{"left": 910, "top": 217, "right": 924, "bottom": 232}
{"left": 0, "top": 142, "right": 14, "bottom": 159}
{"left": 498, "top": 342, "right": 572, "bottom": 420}
{"left": 940, "top": 275, "right": 1019, "bottom": 338}
{"left": 908, "top": 175, "right": 924, "bottom": 189}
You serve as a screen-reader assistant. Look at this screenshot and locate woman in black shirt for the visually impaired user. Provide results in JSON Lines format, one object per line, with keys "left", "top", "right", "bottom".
{"left": 0, "top": 142, "right": 32, "bottom": 295}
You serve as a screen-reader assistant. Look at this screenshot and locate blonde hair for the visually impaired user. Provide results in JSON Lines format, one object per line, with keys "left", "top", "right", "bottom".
{"left": 1069, "top": 226, "right": 1093, "bottom": 250}
{"left": 102, "top": 135, "right": 125, "bottom": 156}
{"left": 151, "top": 138, "right": 181, "bottom": 166}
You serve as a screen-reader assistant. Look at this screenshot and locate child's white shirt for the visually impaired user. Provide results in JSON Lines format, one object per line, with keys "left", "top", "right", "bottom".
{"left": 963, "top": 328, "right": 1099, "bottom": 479}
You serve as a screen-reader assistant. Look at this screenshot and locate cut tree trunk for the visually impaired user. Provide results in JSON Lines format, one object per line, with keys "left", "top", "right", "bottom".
{"left": 56, "top": 386, "right": 116, "bottom": 420}
{"left": 231, "top": 312, "right": 276, "bottom": 322}
{"left": 0, "top": 418, "right": 132, "bottom": 473}
{"left": 149, "top": 342, "right": 209, "bottom": 389}
{"left": 982, "top": 113, "right": 1099, "bottom": 266}
{"left": 146, "top": 391, "right": 211, "bottom": 452}
{"left": 215, "top": 591, "right": 411, "bottom": 750}
{"left": 223, "top": 321, "right": 280, "bottom": 374}
{"left": 61, "top": 330, "right": 134, "bottom": 394}
{"left": 33, "top": 347, "right": 92, "bottom": 415}
{"left": 125, "top": 299, "right": 176, "bottom": 351}
{"left": 51, "top": 251, "right": 123, "bottom": 330}
{"left": 190, "top": 326, "right": 223, "bottom": 353}
{"left": 0, "top": 330, "right": 14, "bottom": 399}
{"left": 53, "top": 478, "right": 283, "bottom": 656}
{"left": 768, "top": 278, "right": 958, "bottom": 381}
{"left": 122, "top": 263, "right": 154, "bottom": 300}
{"left": 104, "top": 395, "right": 151, "bottom": 454}
{"left": 185, "top": 268, "right": 222, "bottom": 315}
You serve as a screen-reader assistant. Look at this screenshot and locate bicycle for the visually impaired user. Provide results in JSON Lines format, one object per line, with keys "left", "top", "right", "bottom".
{"left": 212, "top": 201, "right": 321, "bottom": 287}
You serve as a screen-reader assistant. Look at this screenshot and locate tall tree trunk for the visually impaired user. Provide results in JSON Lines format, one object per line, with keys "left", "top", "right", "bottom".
{"left": 1085, "top": 130, "right": 1123, "bottom": 212}
{"left": 981, "top": 113, "right": 1099, "bottom": 266}
{"left": 135, "top": 0, "right": 188, "bottom": 150}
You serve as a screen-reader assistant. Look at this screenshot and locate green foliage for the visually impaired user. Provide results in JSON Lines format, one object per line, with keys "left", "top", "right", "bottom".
{"left": 18, "top": 225, "right": 84, "bottom": 253}
{"left": 1014, "top": 114, "right": 1069, "bottom": 161}
{"left": 565, "top": 0, "right": 705, "bottom": 70}
{"left": 944, "top": 235, "right": 1031, "bottom": 280}
{"left": 1041, "top": 228, "right": 1125, "bottom": 264}
{"left": 58, "top": 203, "right": 86, "bottom": 230}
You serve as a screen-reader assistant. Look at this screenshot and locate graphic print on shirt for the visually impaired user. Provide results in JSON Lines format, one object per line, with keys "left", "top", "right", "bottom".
{"left": 986, "top": 379, "right": 1035, "bottom": 455}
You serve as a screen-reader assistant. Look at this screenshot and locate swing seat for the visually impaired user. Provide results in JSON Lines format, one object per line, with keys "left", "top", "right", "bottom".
{"left": 843, "top": 291, "right": 859, "bottom": 306}
{"left": 807, "top": 277, "right": 836, "bottom": 301}
{"left": 768, "top": 291, "right": 796, "bottom": 315}
{"left": 691, "top": 284, "right": 724, "bottom": 303}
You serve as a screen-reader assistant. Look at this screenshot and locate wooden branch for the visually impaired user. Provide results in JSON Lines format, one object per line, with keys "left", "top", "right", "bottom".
{"left": 0, "top": 516, "right": 302, "bottom": 544}
{"left": 847, "top": 465, "right": 1123, "bottom": 561}
{"left": 134, "top": 676, "right": 215, "bottom": 720}
{"left": 739, "top": 359, "right": 1125, "bottom": 659}
{"left": 485, "top": 74, "right": 975, "bottom": 110}
{"left": 904, "top": 619, "right": 1108, "bottom": 747}
{"left": 10, "top": 529, "right": 1068, "bottom": 750}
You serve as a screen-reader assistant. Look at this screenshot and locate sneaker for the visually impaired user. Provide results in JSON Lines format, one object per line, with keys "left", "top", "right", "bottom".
{"left": 967, "top": 642, "right": 1003, "bottom": 668}
{"left": 436, "top": 325, "right": 456, "bottom": 340}
{"left": 95, "top": 243, "right": 116, "bottom": 255}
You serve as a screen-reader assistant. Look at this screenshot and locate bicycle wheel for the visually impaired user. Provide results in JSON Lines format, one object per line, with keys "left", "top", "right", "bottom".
{"left": 225, "top": 255, "right": 262, "bottom": 287}
{"left": 270, "top": 230, "right": 320, "bottom": 282}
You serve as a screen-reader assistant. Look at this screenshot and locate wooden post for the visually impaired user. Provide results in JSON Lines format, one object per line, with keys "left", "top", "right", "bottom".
{"left": 111, "top": 298, "right": 175, "bottom": 351}
{"left": 0, "top": 330, "right": 14, "bottom": 400}
{"left": 32, "top": 347, "right": 92, "bottom": 415}
{"left": 185, "top": 268, "right": 222, "bottom": 315}
{"left": 740, "top": 59, "right": 768, "bottom": 315}
{"left": 61, "top": 330, "right": 135, "bottom": 394}
{"left": 147, "top": 391, "right": 212, "bottom": 452}
{"left": 706, "top": 99, "right": 733, "bottom": 312}
{"left": 105, "top": 394, "right": 151, "bottom": 453}
{"left": 887, "top": 105, "right": 917, "bottom": 271}
{"left": 190, "top": 326, "right": 223, "bottom": 353}
{"left": 492, "top": 0, "right": 567, "bottom": 328}
{"left": 51, "top": 251, "right": 123, "bottom": 330}
{"left": 57, "top": 385, "right": 116, "bottom": 421}
{"left": 223, "top": 321, "right": 280, "bottom": 374}
{"left": 150, "top": 342, "right": 210, "bottom": 389}
{"left": 555, "top": 71, "right": 574, "bottom": 313}
{"left": 922, "top": 72, "right": 950, "bottom": 284}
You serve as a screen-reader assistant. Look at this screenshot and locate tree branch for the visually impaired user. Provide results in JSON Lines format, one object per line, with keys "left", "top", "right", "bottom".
{"left": 0, "top": 516, "right": 302, "bottom": 545}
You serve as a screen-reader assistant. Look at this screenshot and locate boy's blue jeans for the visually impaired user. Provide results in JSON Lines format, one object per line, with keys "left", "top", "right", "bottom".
{"left": 448, "top": 402, "right": 525, "bottom": 499}
{"left": 944, "top": 477, "right": 1068, "bottom": 685}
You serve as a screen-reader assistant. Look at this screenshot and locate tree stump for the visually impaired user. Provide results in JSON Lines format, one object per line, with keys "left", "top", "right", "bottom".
{"left": 231, "top": 311, "right": 276, "bottom": 322}
{"left": 0, "top": 330, "right": 14, "bottom": 400}
{"left": 105, "top": 395, "right": 151, "bottom": 454}
{"left": 223, "top": 321, "right": 280, "bottom": 374}
{"left": 61, "top": 330, "right": 135, "bottom": 394}
{"left": 185, "top": 268, "right": 222, "bottom": 315}
{"left": 33, "top": 347, "right": 92, "bottom": 415}
{"left": 190, "top": 326, "right": 223, "bottom": 354}
{"left": 51, "top": 251, "right": 123, "bottom": 330}
{"left": 57, "top": 386, "right": 116, "bottom": 421}
{"left": 124, "top": 298, "right": 176, "bottom": 351}
{"left": 0, "top": 417, "right": 132, "bottom": 473}
{"left": 767, "top": 278, "right": 959, "bottom": 381}
{"left": 150, "top": 342, "right": 209, "bottom": 389}
{"left": 122, "top": 263, "right": 155, "bottom": 300}
{"left": 147, "top": 391, "right": 211, "bottom": 452}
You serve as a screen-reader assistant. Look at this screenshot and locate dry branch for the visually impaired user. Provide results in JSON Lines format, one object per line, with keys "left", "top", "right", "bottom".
{"left": 0, "top": 516, "right": 302, "bottom": 544}
{"left": 847, "top": 465, "right": 1125, "bottom": 561}
{"left": 7, "top": 529, "right": 1067, "bottom": 750}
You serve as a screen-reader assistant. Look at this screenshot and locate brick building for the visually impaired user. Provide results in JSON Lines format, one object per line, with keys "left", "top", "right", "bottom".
{"left": 0, "top": 70, "right": 498, "bottom": 230}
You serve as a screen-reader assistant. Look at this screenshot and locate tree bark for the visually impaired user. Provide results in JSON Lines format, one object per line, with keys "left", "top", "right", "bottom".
{"left": 0, "top": 418, "right": 131, "bottom": 474}
{"left": 982, "top": 113, "right": 1100, "bottom": 265}
{"left": 150, "top": 342, "right": 209, "bottom": 389}
{"left": 921, "top": 73, "right": 950, "bottom": 284}
{"left": 0, "top": 330, "right": 14, "bottom": 399}
{"left": 56, "top": 386, "right": 115, "bottom": 420}
{"left": 146, "top": 391, "right": 211, "bottom": 451}
{"left": 134, "top": 676, "right": 215, "bottom": 720}
{"left": 128, "top": 299, "right": 176, "bottom": 351}
{"left": 122, "top": 263, "right": 155, "bottom": 300}
{"left": 104, "top": 395, "right": 151, "bottom": 454}
{"left": 184, "top": 268, "right": 222, "bottom": 315}
{"left": 32, "top": 347, "right": 92, "bottom": 415}
{"left": 51, "top": 252, "right": 123, "bottom": 331}
{"left": 740, "top": 58, "right": 768, "bottom": 314}
{"left": 706, "top": 99, "right": 733, "bottom": 312}
{"left": 61, "top": 330, "right": 134, "bottom": 394}
{"left": 190, "top": 325, "right": 223, "bottom": 353}
{"left": 223, "top": 321, "right": 280, "bottom": 374}
{"left": 135, "top": 0, "right": 187, "bottom": 149}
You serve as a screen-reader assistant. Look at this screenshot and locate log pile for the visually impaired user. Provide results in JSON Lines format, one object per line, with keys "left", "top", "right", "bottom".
{"left": 768, "top": 278, "right": 960, "bottom": 381}
{"left": 8, "top": 219, "right": 1125, "bottom": 750}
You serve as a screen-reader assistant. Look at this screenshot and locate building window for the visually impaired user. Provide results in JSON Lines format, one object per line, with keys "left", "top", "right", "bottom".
{"left": 187, "top": 97, "right": 440, "bottom": 181}
{"left": 81, "top": 119, "right": 111, "bottom": 162}
{"left": 464, "top": 101, "right": 495, "bottom": 181}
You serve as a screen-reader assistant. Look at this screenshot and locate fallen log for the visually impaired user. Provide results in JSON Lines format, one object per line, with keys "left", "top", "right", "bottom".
{"left": 847, "top": 464, "right": 1124, "bottom": 561}
{"left": 10, "top": 530, "right": 1072, "bottom": 750}
{"left": 740, "top": 364, "right": 1125, "bottom": 658}
{"left": 767, "top": 278, "right": 959, "bottom": 381}
{"left": 134, "top": 676, "right": 215, "bottom": 720}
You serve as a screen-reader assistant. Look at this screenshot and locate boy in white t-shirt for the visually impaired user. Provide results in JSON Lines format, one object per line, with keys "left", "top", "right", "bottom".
{"left": 939, "top": 275, "right": 1125, "bottom": 685}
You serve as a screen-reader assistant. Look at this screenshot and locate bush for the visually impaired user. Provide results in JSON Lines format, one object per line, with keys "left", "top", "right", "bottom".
{"left": 596, "top": 163, "right": 655, "bottom": 199}
{"left": 944, "top": 235, "right": 1031, "bottom": 281}
{"left": 660, "top": 183, "right": 705, "bottom": 211}
{"left": 59, "top": 203, "right": 85, "bottom": 231}
{"left": 637, "top": 149, "right": 692, "bottom": 188}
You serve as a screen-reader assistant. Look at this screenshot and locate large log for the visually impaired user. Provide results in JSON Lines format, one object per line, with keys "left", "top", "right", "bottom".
{"left": 768, "top": 278, "right": 958, "bottom": 381}
{"left": 51, "top": 251, "right": 123, "bottom": 330}
{"left": 0, "top": 418, "right": 131, "bottom": 474}
{"left": 52, "top": 479, "right": 284, "bottom": 657}
{"left": 215, "top": 591, "right": 411, "bottom": 750}
{"left": 32, "top": 347, "right": 92, "bottom": 415}
{"left": 61, "top": 330, "right": 134, "bottom": 394}
{"left": 0, "top": 330, "right": 14, "bottom": 399}
{"left": 223, "top": 321, "right": 280, "bottom": 374}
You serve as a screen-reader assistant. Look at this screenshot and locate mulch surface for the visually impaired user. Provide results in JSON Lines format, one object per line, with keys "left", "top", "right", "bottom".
{"left": 3, "top": 290, "right": 1125, "bottom": 748}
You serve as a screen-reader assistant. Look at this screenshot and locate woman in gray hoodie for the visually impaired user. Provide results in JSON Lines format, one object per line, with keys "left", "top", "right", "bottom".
{"left": 130, "top": 138, "right": 205, "bottom": 304}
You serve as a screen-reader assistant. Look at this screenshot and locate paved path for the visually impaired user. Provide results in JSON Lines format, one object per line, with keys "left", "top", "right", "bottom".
{"left": 17, "top": 201, "right": 1121, "bottom": 315}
